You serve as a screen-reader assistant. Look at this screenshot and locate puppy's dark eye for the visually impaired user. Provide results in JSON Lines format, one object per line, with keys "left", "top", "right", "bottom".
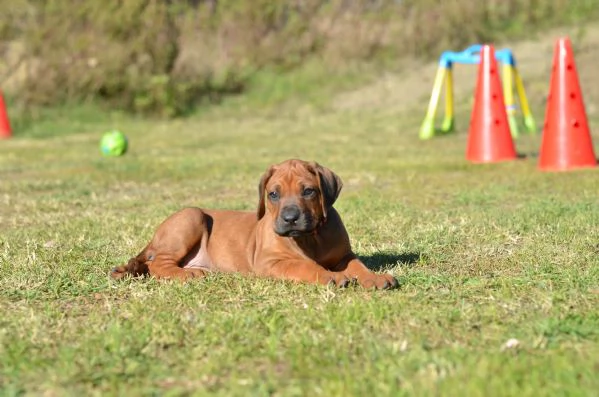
{"left": 302, "top": 188, "right": 316, "bottom": 197}
{"left": 268, "top": 191, "right": 279, "bottom": 201}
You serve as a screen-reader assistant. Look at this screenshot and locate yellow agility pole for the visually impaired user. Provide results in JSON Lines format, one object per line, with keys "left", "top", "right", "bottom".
{"left": 514, "top": 67, "right": 537, "bottom": 134}
{"left": 502, "top": 62, "right": 519, "bottom": 138}
{"left": 419, "top": 66, "right": 450, "bottom": 140}
{"left": 441, "top": 68, "right": 454, "bottom": 133}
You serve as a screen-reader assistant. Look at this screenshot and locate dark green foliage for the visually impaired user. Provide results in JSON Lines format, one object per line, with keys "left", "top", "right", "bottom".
{"left": 1, "top": 0, "right": 598, "bottom": 116}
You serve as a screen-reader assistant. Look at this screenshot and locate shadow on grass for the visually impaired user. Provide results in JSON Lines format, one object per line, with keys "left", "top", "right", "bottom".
{"left": 359, "top": 252, "right": 421, "bottom": 272}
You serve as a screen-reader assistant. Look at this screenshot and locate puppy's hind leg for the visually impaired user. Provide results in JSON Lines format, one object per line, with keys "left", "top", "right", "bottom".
{"left": 111, "top": 207, "right": 210, "bottom": 282}
{"left": 144, "top": 207, "right": 210, "bottom": 281}
{"left": 110, "top": 247, "right": 151, "bottom": 280}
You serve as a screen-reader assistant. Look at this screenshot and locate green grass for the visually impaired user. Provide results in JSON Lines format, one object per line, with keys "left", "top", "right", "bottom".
{"left": 2, "top": 44, "right": 599, "bottom": 396}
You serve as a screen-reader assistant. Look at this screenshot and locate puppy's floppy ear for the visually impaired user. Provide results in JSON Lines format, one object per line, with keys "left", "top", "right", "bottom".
{"left": 257, "top": 165, "right": 275, "bottom": 219}
{"left": 314, "top": 162, "right": 343, "bottom": 219}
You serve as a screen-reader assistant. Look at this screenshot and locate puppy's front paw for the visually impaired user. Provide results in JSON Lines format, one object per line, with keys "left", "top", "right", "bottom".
{"left": 322, "top": 272, "right": 351, "bottom": 288}
{"left": 359, "top": 273, "right": 398, "bottom": 290}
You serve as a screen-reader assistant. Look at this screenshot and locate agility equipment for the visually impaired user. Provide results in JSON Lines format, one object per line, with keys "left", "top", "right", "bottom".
{"left": 466, "top": 45, "right": 517, "bottom": 163}
{"left": 0, "top": 90, "right": 11, "bottom": 139}
{"left": 420, "top": 44, "right": 536, "bottom": 140}
{"left": 538, "top": 37, "right": 596, "bottom": 171}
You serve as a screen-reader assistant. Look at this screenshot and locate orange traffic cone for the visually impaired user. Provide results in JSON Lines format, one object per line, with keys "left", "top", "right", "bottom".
{"left": 0, "top": 90, "right": 11, "bottom": 139}
{"left": 466, "top": 45, "right": 517, "bottom": 163}
{"left": 538, "top": 37, "right": 596, "bottom": 171}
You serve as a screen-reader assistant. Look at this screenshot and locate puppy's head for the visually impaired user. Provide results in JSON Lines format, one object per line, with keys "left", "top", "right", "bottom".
{"left": 257, "top": 159, "right": 343, "bottom": 237}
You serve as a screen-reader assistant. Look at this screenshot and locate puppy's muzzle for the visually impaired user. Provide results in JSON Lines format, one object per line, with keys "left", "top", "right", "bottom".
{"left": 281, "top": 205, "right": 301, "bottom": 224}
{"left": 275, "top": 205, "right": 312, "bottom": 237}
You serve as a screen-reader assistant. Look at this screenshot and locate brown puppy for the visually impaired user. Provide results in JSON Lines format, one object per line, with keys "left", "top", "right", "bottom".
{"left": 111, "top": 159, "right": 398, "bottom": 289}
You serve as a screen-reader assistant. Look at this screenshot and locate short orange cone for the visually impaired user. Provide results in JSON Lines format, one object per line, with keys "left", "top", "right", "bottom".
{"left": 466, "top": 45, "right": 517, "bottom": 163}
{"left": 0, "top": 90, "right": 11, "bottom": 139}
{"left": 539, "top": 37, "right": 596, "bottom": 171}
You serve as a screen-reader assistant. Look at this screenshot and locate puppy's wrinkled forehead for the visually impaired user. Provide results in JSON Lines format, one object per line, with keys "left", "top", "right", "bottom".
{"left": 266, "top": 161, "right": 317, "bottom": 191}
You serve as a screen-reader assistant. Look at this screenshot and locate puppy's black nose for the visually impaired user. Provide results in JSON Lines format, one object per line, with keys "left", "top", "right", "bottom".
{"left": 281, "top": 205, "right": 301, "bottom": 224}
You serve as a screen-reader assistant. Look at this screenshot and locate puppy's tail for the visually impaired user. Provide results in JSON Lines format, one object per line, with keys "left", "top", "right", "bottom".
{"left": 110, "top": 248, "right": 150, "bottom": 280}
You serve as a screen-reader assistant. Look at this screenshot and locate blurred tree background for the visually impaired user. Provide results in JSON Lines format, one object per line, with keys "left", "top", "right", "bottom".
{"left": 0, "top": 0, "right": 597, "bottom": 117}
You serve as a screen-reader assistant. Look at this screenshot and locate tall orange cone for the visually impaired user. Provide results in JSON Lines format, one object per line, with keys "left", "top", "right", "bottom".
{"left": 0, "top": 90, "right": 11, "bottom": 139}
{"left": 538, "top": 38, "right": 596, "bottom": 171}
{"left": 466, "top": 45, "right": 517, "bottom": 163}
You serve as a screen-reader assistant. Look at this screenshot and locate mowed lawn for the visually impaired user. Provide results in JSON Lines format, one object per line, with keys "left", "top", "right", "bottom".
{"left": 1, "top": 58, "right": 599, "bottom": 395}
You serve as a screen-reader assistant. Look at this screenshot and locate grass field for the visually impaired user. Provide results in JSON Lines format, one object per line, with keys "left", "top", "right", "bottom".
{"left": 2, "top": 27, "right": 599, "bottom": 396}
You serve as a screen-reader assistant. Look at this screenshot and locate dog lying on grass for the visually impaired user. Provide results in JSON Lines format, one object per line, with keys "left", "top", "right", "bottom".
{"left": 111, "top": 159, "right": 398, "bottom": 289}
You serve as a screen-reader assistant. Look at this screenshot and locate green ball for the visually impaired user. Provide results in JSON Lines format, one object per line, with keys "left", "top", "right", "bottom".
{"left": 100, "top": 130, "right": 128, "bottom": 157}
